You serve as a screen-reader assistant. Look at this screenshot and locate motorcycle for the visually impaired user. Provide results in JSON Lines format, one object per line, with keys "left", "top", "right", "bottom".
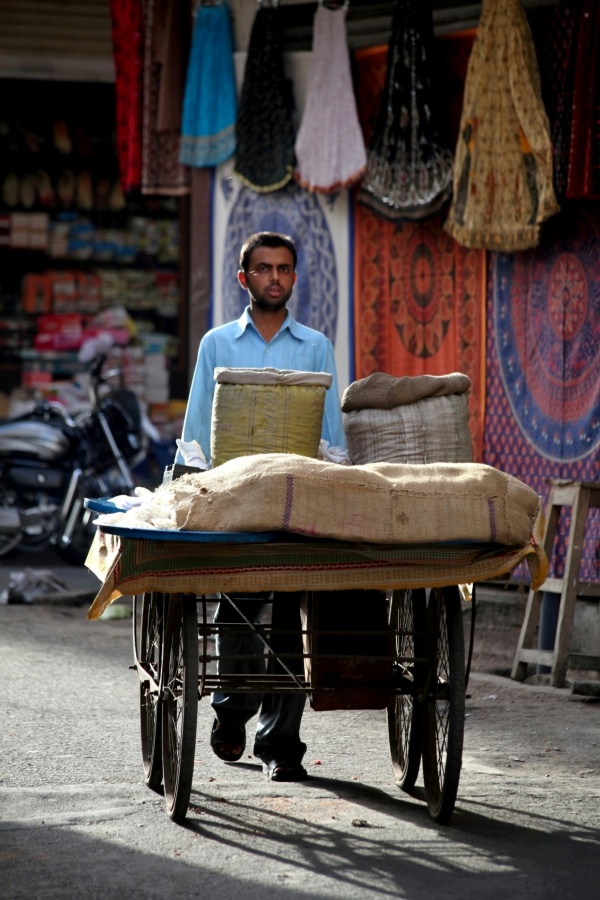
{"left": 0, "top": 336, "right": 148, "bottom": 564}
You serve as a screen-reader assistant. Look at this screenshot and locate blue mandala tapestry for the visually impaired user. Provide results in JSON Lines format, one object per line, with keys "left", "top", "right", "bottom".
{"left": 484, "top": 204, "right": 600, "bottom": 581}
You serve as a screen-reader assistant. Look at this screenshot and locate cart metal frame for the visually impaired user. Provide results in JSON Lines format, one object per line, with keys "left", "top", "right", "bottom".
{"left": 132, "top": 582, "right": 472, "bottom": 826}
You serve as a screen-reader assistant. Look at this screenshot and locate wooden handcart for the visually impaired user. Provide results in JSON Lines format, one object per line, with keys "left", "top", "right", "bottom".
{"left": 85, "top": 499, "right": 545, "bottom": 828}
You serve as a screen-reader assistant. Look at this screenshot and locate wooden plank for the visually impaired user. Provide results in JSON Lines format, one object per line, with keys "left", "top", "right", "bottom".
{"left": 551, "top": 487, "right": 591, "bottom": 687}
{"left": 541, "top": 579, "right": 600, "bottom": 597}
{"left": 515, "top": 648, "right": 554, "bottom": 667}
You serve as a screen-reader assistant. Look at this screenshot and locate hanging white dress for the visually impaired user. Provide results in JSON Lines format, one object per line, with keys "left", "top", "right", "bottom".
{"left": 294, "top": 2, "right": 367, "bottom": 194}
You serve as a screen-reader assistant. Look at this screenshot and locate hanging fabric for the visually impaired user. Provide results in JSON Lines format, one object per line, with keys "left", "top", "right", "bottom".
{"left": 109, "top": 0, "right": 144, "bottom": 195}
{"left": 532, "top": 0, "right": 600, "bottom": 200}
{"left": 444, "top": 0, "right": 559, "bottom": 251}
{"left": 565, "top": 0, "right": 600, "bottom": 200}
{"left": 180, "top": 2, "right": 237, "bottom": 168}
{"left": 528, "top": 0, "right": 580, "bottom": 199}
{"left": 141, "top": 0, "right": 190, "bottom": 196}
{"left": 233, "top": 3, "right": 296, "bottom": 193}
{"left": 357, "top": 0, "right": 453, "bottom": 221}
{"left": 294, "top": 1, "right": 366, "bottom": 194}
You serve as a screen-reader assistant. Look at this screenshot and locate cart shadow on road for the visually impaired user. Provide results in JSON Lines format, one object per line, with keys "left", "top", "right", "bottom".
{"left": 2, "top": 783, "right": 598, "bottom": 900}
{"left": 178, "top": 775, "right": 600, "bottom": 898}
{"left": 450, "top": 796, "right": 600, "bottom": 848}
{"left": 2, "top": 812, "right": 597, "bottom": 900}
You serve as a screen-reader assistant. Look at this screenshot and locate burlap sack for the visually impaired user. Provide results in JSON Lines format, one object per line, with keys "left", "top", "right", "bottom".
{"left": 342, "top": 372, "right": 473, "bottom": 465}
{"left": 210, "top": 368, "right": 331, "bottom": 467}
{"left": 167, "top": 453, "right": 540, "bottom": 547}
{"left": 344, "top": 394, "right": 473, "bottom": 465}
{"left": 341, "top": 371, "right": 471, "bottom": 411}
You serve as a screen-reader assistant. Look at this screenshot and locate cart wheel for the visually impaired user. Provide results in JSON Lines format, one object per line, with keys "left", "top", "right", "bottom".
{"left": 421, "top": 586, "right": 465, "bottom": 825}
{"left": 138, "top": 592, "right": 164, "bottom": 790}
{"left": 387, "top": 588, "right": 427, "bottom": 792}
{"left": 161, "top": 593, "right": 199, "bottom": 823}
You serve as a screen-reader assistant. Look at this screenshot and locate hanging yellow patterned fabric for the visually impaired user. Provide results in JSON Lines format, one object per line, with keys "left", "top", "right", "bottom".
{"left": 444, "top": 0, "right": 560, "bottom": 251}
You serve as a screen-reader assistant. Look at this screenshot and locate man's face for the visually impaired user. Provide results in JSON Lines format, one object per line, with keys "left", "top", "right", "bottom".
{"left": 238, "top": 246, "right": 297, "bottom": 311}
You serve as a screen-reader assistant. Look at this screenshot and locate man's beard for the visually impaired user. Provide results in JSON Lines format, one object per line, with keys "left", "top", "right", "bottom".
{"left": 251, "top": 288, "right": 292, "bottom": 311}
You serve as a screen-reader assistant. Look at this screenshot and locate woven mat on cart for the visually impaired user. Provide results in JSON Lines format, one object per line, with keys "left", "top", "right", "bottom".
{"left": 86, "top": 454, "right": 548, "bottom": 619}
{"left": 85, "top": 529, "right": 545, "bottom": 620}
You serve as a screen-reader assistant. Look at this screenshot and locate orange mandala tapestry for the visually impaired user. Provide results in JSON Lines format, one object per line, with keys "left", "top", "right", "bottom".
{"left": 353, "top": 37, "right": 486, "bottom": 459}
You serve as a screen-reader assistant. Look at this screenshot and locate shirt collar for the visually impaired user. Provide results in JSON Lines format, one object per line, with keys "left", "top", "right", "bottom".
{"left": 235, "top": 306, "right": 300, "bottom": 340}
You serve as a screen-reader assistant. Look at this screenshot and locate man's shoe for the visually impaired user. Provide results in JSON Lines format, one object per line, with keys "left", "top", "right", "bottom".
{"left": 210, "top": 718, "right": 246, "bottom": 762}
{"left": 263, "top": 760, "right": 308, "bottom": 782}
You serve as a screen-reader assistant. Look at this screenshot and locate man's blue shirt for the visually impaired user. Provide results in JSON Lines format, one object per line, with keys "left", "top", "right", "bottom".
{"left": 178, "top": 307, "right": 347, "bottom": 464}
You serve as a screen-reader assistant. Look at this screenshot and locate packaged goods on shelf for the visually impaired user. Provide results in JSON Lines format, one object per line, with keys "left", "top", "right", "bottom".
{"left": 0, "top": 318, "right": 35, "bottom": 351}
{"left": 11, "top": 213, "right": 49, "bottom": 250}
{"left": 10, "top": 213, "right": 49, "bottom": 250}
{"left": 48, "top": 220, "right": 70, "bottom": 258}
{"left": 34, "top": 313, "right": 83, "bottom": 351}
{"left": 0, "top": 214, "right": 10, "bottom": 247}
{"left": 68, "top": 217, "right": 95, "bottom": 259}
{"left": 22, "top": 274, "right": 52, "bottom": 314}
{"left": 50, "top": 271, "right": 78, "bottom": 312}
{"left": 139, "top": 331, "right": 178, "bottom": 357}
{"left": 75, "top": 272, "right": 102, "bottom": 314}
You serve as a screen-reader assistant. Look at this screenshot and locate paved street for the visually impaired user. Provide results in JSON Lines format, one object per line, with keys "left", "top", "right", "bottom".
{"left": 0, "top": 554, "right": 599, "bottom": 899}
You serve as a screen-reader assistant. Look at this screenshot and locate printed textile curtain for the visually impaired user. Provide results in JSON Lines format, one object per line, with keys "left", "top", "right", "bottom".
{"left": 353, "top": 36, "right": 486, "bottom": 460}
{"left": 357, "top": 0, "right": 453, "bottom": 221}
{"left": 484, "top": 204, "right": 600, "bottom": 581}
{"left": 444, "top": 0, "right": 559, "bottom": 252}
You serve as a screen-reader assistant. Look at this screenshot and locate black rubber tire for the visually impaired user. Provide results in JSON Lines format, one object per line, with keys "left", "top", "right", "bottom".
{"left": 421, "top": 586, "right": 466, "bottom": 825}
{"left": 138, "top": 592, "right": 164, "bottom": 791}
{"left": 387, "top": 588, "right": 427, "bottom": 792}
{"left": 161, "top": 593, "right": 199, "bottom": 824}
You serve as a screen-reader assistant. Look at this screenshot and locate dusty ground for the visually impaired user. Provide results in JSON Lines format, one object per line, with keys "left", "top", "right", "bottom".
{"left": 1, "top": 593, "right": 599, "bottom": 900}
{"left": 461, "top": 598, "right": 599, "bottom": 787}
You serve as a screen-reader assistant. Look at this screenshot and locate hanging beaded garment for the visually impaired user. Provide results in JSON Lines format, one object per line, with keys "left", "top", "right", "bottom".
{"left": 358, "top": 0, "right": 453, "bottom": 221}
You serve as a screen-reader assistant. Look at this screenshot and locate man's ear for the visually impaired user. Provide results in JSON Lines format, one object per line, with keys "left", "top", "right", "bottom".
{"left": 237, "top": 270, "right": 248, "bottom": 290}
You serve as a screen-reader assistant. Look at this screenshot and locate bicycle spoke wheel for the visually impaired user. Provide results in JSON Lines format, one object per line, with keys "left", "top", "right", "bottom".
{"left": 387, "top": 588, "right": 427, "bottom": 792}
{"left": 421, "top": 586, "right": 465, "bottom": 825}
{"left": 138, "top": 592, "right": 164, "bottom": 790}
{"left": 162, "top": 593, "right": 199, "bottom": 824}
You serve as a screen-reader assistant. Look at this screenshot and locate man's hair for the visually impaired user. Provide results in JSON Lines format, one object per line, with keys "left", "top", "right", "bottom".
{"left": 239, "top": 231, "right": 297, "bottom": 272}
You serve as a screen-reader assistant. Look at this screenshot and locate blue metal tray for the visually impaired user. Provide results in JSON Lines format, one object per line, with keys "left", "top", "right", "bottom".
{"left": 84, "top": 497, "right": 128, "bottom": 514}
{"left": 85, "top": 496, "right": 285, "bottom": 543}
{"left": 96, "top": 523, "right": 282, "bottom": 543}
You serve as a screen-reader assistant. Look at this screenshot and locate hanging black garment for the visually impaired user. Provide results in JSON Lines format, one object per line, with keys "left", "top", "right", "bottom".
{"left": 358, "top": 0, "right": 453, "bottom": 220}
{"left": 233, "top": 6, "right": 296, "bottom": 192}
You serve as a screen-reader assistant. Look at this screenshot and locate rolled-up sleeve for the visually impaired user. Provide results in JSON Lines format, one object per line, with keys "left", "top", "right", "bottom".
{"left": 318, "top": 337, "right": 346, "bottom": 449}
{"left": 176, "top": 333, "right": 216, "bottom": 464}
